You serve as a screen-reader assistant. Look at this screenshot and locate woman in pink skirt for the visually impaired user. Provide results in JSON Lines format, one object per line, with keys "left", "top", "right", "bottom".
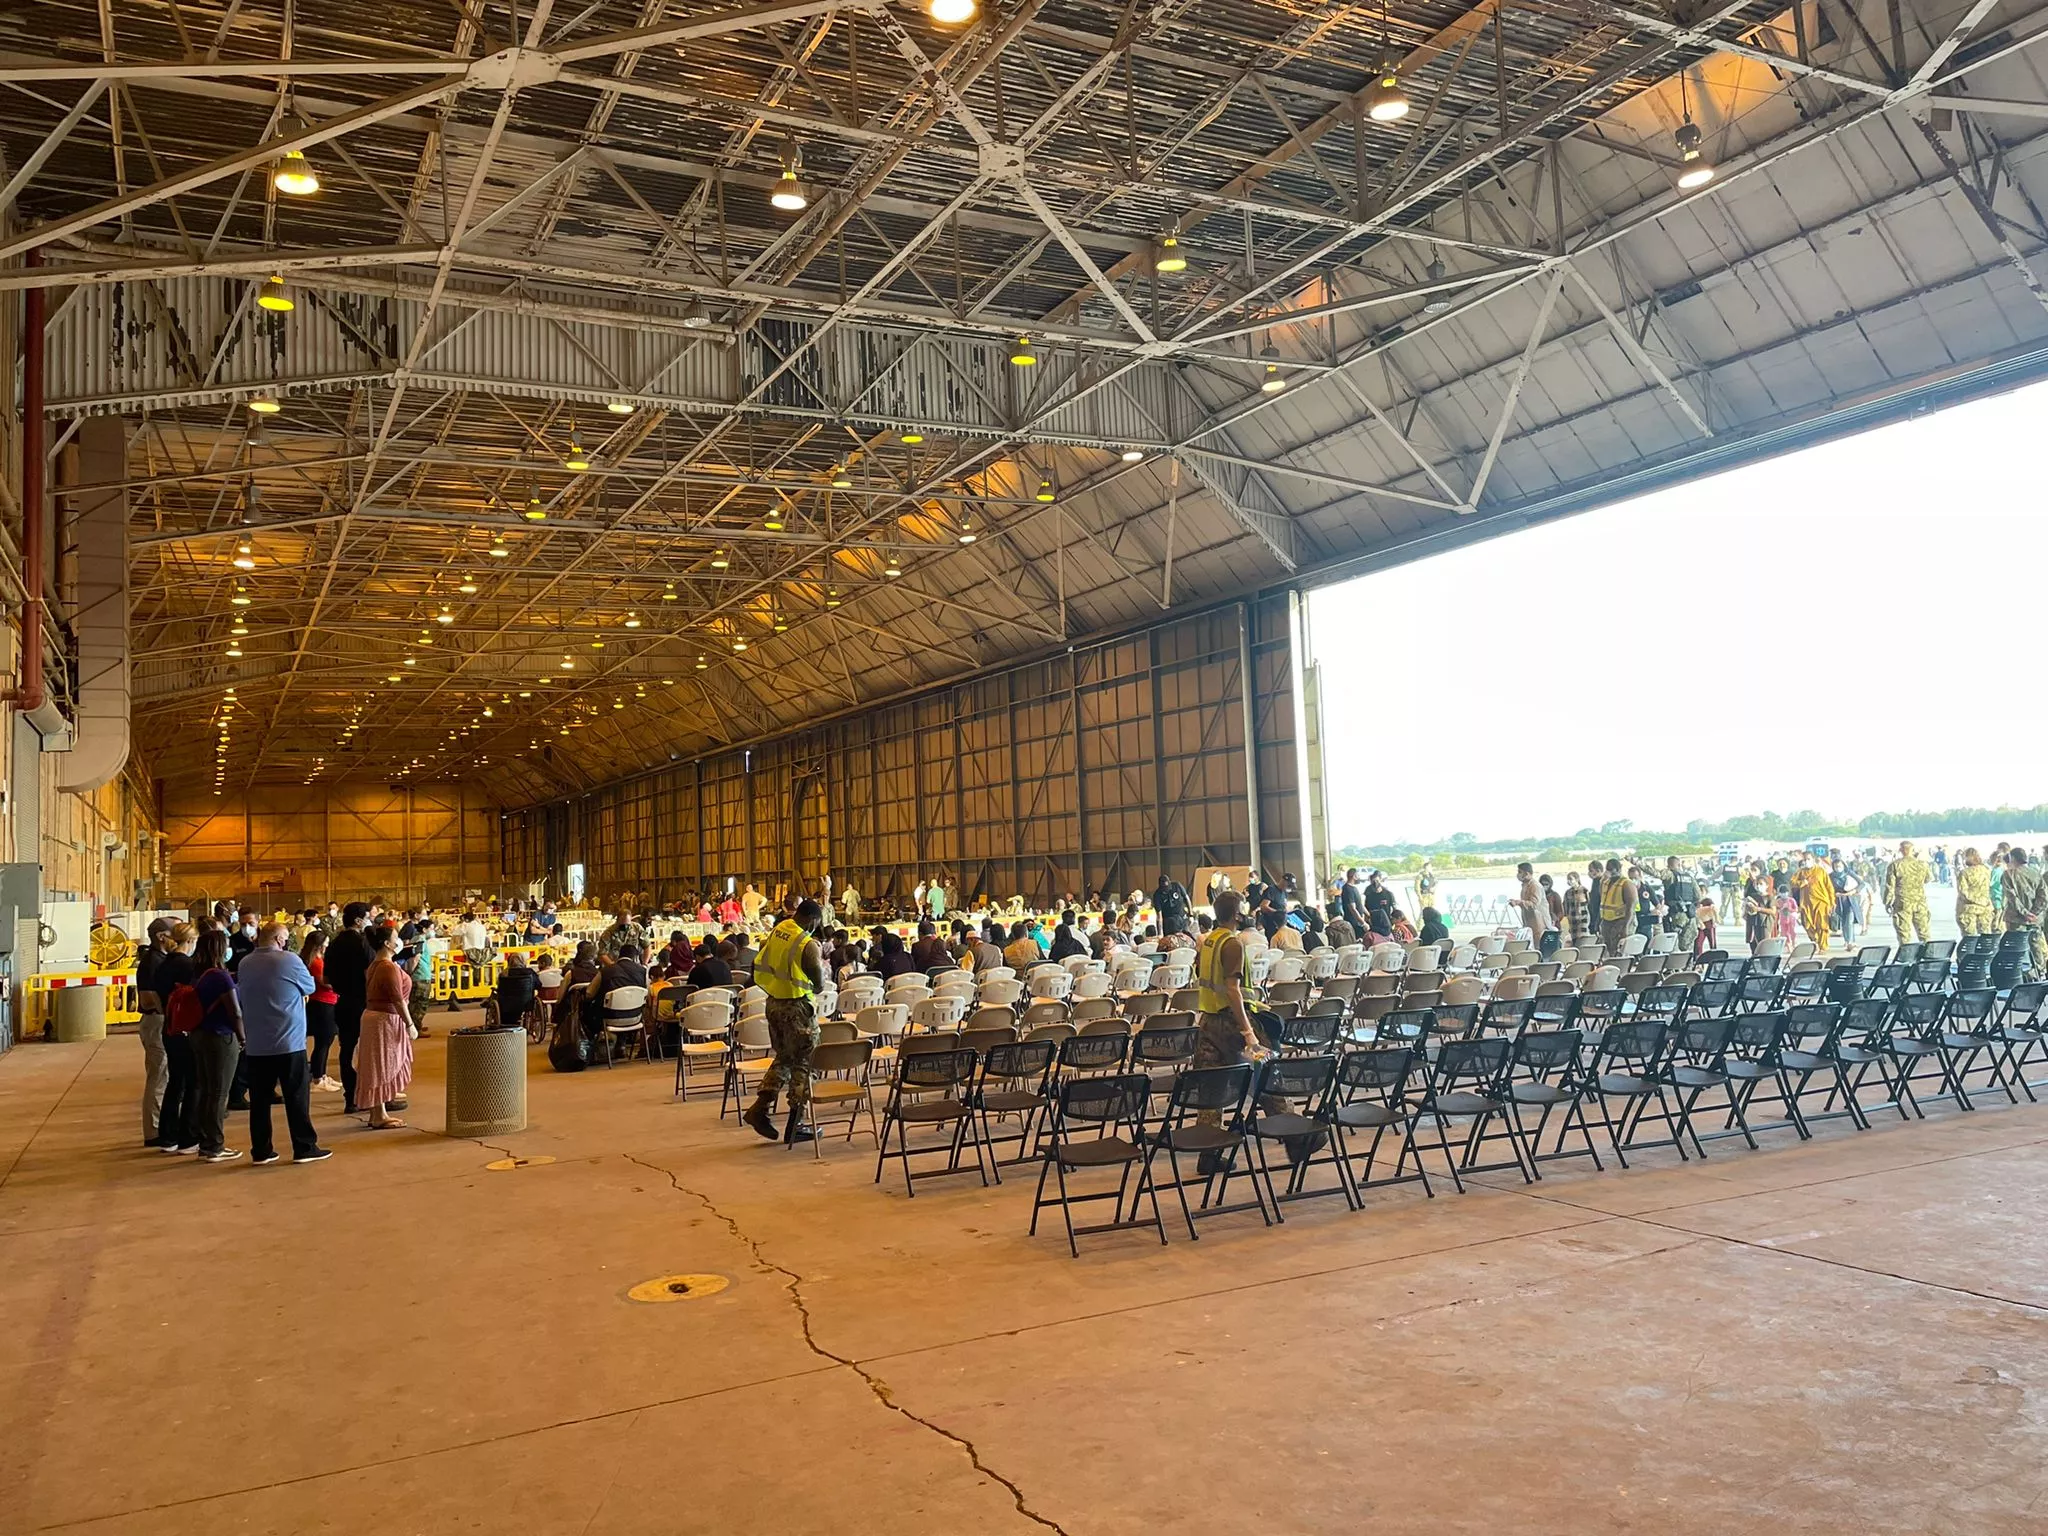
{"left": 354, "top": 924, "right": 414, "bottom": 1128}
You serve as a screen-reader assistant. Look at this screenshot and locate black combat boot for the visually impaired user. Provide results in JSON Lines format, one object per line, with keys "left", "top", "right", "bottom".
{"left": 782, "top": 1105, "right": 817, "bottom": 1144}
{"left": 742, "top": 1099, "right": 778, "bottom": 1140}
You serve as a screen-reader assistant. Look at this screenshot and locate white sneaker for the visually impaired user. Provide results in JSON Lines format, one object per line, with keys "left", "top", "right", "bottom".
{"left": 314, "top": 1077, "right": 342, "bottom": 1092}
{"left": 200, "top": 1148, "right": 243, "bottom": 1164}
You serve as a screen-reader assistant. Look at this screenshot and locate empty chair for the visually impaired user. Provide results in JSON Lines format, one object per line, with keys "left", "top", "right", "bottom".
{"left": 1490, "top": 973, "right": 1536, "bottom": 1003}
{"left": 909, "top": 994, "right": 968, "bottom": 1032}
{"left": 1753, "top": 937, "right": 1787, "bottom": 959}
{"left": 1574, "top": 941, "right": 1605, "bottom": 966}
{"left": 979, "top": 965, "right": 1017, "bottom": 984}
{"left": 1268, "top": 952, "right": 1308, "bottom": 984}
{"left": 965, "top": 1006, "right": 1021, "bottom": 1039}
{"left": 1335, "top": 944, "right": 1368, "bottom": 977}
{"left": 1029, "top": 1075, "right": 1166, "bottom": 1256}
{"left": 1019, "top": 999, "right": 1071, "bottom": 1031}
{"left": 1028, "top": 967, "right": 1073, "bottom": 1002}
{"left": 853, "top": 1002, "right": 909, "bottom": 1041}
{"left": 1444, "top": 944, "right": 1478, "bottom": 972}
{"left": 1121, "top": 990, "right": 1169, "bottom": 1023}
{"left": 968, "top": 1037, "right": 1057, "bottom": 1173}
{"left": 1618, "top": 932, "right": 1649, "bottom": 959}
{"left": 1143, "top": 1063, "right": 1267, "bottom": 1238}
{"left": 718, "top": 1010, "right": 775, "bottom": 1117}
{"left": 1243, "top": 1054, "right": 1354, "bottom": 1216}
{"left": 798, "top": 1038, "right": 879, "bottom": 1157}
{"left": 1070, "top": 996, "right": 1120, "bottom": 1025}
{"left": 1406, "top": 943, "right": 1444, "bottom": 971}
{"left": 1071, "top": 971, "right": 1114, "bottom": 1000}
{"left": 887, "top": 982, "right": 933, "bottom": 1009}
{"left": 1648, "top": 931, "right": 1680, "bottom": 955}
{"left": 978, "top": 976, "right": 1024, "bottom": 1008}
{"left": 1111, "top": 957, "right": 1155, "bottom": 995}
{"left": 1440, "top": 975, "right": 1484, "bottom": 1007}
{"left": 1369, "top": 943, "right": 1409, "bottom": 972}
{"left": 1303, "top": 949, "right": 1339, "bottom": 983}
{"left": 1264, "top": 979, "right": 1312, "bottom": 1010}
{"left": 1152, "top": 962, "right": 1193, "bottom": 992}
{"left": 1129, "top": 1017, "right": 1200, "bottom": 1094}
{"left": 1061, "top": 954, "right": 1097, "bottom": 978}
{"left": 674, "top": 997, "right": 730, "bottom": 1096}
{"left": 1361, "top": 972, "right": 1401, "bottom": 998}
{"left": 875, "top": 1047, "right": 982, "bottom": 1196}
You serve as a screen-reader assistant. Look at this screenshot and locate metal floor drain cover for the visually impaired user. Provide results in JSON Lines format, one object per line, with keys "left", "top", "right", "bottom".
{"left": 628, "top": 1273, "right": 731, "bottom": 1303}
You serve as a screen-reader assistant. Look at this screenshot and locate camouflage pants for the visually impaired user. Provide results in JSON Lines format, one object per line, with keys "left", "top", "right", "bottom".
{"left": 1890, "top": 903, "right": 1932, "bottom": 946}
{"left": 752, "top": 997, "right": 819, "bottom": 1112}
{"left": 2005, "top": 918, "right": 2048, "bottom": 977}
{"left": 1957, "top": 903, "right": 1998, "bottom": 937}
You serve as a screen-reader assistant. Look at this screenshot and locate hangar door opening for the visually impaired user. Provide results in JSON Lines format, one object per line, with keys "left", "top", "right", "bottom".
{"left": 1305, "top": 378, "right": 2048, "bottom": 936}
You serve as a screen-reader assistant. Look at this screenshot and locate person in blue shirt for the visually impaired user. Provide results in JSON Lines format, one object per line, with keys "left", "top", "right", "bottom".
{"left": 236, "top": 922, "right": 331, "bottom": 1165}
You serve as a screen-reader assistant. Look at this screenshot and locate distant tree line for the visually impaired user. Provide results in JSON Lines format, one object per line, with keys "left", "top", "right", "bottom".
{"left": 1333, "top": 804, "right": 2048, "bottom": 867}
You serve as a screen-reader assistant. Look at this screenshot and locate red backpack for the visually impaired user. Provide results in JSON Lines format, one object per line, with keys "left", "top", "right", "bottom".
{"left": 164, "top": 983, "right": 202, "bottom": 1036}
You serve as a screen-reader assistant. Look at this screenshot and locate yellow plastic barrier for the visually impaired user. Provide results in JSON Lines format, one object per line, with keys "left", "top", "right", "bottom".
{"left": 431, "top": 951, "right": 501, "bottom": 1004}
{"left": 25, "top": 971, "right": 139, "bottom": 1032}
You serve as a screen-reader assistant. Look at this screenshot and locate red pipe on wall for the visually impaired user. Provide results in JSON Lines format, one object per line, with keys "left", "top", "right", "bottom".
{"left": 19, "top": 247, "right": 43, "bottom": 713}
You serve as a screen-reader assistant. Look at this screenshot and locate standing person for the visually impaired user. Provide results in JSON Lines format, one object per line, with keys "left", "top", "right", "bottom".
{"left": 1338, "top": 869, "right": 1368, "bottom": 937}
{"left": 354, "top": 926, "right": 415, "bottom": 1129}
{"left": 1415, "top": 859, "right": 1438, "bottom": 915}
{"left": 739, "top": 882, "right": 766, "bottom": 930}
{"left": 1775, "top": 881, "right": 1800, "bottom": 948}
{"left": 927, "top": 874, "right": 948, "bottom": 921}
{"left": 1540, "top": 875, "right": 1564, "bottom": 954}
{"left": 237, "top": 922, "right": 330, "bottom": 1165}
{"left": 1362, "top": 872, "right": 1395, "bottom": 938}
{"left": 1693, "top": 896, "right": 1719, "bottom": 956}
{"left": 1883, "top": 841, "right": 1934, "bottom": 947}
{"left": 189, "top": 929, "right": 246, "bottom": 1164}
{"left": 1663, "top": 857, "right": 1700, "bottom": 953}
{"left": 1586, "top": 861, "right": 1608, "bottom": 941}
{"left": 301, "top": 929, "right": 341, "bottom": 1093}
{"left": 1955, "top": 848, "right": 1997, "bottom": 937}
{"left": 154, "top": 923, "right": 202, "bottom": 1153}
{"left": 1719, "top": 863, "right": 1743, "bottom": 922}
{"left": 1793, "top": 853, "right": 1835, "bottom": 951}
{"left": 1512, "top": 863, "right": 1554, "bottom": 953}
{"left": 1561, "top": 869, "right": 1591, "bottom": 945}
{"left": 1152, "top": 871, "right": 1191, "bottom": 937}
{"left": 1743, "top": 863, "right": 1772, "bottom": 950}
{"left": 404, "top": 921, "right": 436, "bottom": 1037}
{"left": 1632, "top": 862, "right": 1665, "bottom": 940}
{"left": 325, "top": 903, "right": 374, "bottom": 1114}
{"left": 2002, "top": 849, "right": 2047, "bottom": 976}
{"left": 742, "top": 900, "right": 825, "bottom": 1144}
{"left": 1597, "top": 859, "right": 1635, "bottom": 953}
{"left": 839, "top": 880, "right": 861, "bottom": 923}
{"left": 1831, "top": 857, "right": 1861, "bottom": 949}
{"left": 133, "top": 918, "right": 176, "bottom": 1148}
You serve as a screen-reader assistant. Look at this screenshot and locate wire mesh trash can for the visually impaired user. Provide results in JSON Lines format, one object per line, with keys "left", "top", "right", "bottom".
{"left": 445, "top": 1027, "right": 528, "bottom": 1136}
{"left": 53, "top": 986, "right": 108, "bottom": 1042}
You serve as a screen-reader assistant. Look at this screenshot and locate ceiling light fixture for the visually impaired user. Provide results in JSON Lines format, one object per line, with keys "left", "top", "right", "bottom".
{"left": 900, "top": 430, "right": 924, "bottom": 444}
{"left": 764, "top": 514, "right": 785, "bottom": 531}
{"left": 1259, "top": 342, "right": 1286, "bottom": 393}
{"left": 605, "top": 398, "right": 636, "bottom": 415}
{"left": 624, "top": 612, "right": 641, "bottom": 628}
{"left": 770, "top": 142, "right": 809, "bottom": 211}
{"left": 830, "top": 464, "right": 853, "bottom": 489}
{"left": 523, "top": 497, "right": 548, "bottom": 521}
{"left": 248, "top": 389, "right": 282, "bottom": 415}
{"left": 883, "top": 559, "right": 902, "bottom": 577}
{"left": 928, "top": 0, "right": 977, "bottom": 24}
{"left": 1154, "top": 229, "right": 1187, "bottom": 273}
{"left": 1674, "top": 119, "right": 1714, "bottom": 190}
{"left": 662, "top": 582, "right": 678, "bottom": 601}
{"left": 563, "top": 432, "right": 591, "bottom": 472}
{"left": 681, "top": 299, "right": 711, "bottom": 329}
{"left": 1422, "top": 257, "right": 1454, "bottom": 314}
{"left": 958, "top": 516, "right": 977, "bottom": 544}
{"left": 257, "top": 274, "right": 294, "bottom": 312}
{"left": 1035, "top": 476, "right": 1056, "bottom": 502}
{"left": 824, "top": 588, "right": 840, "bottom": 607}
{"left": 436, "top": 607, "right": 454, "bottom": 624}
{"left": 1366, "top": 67, "right": 1410, "bottom": 122}
{"left": 1121, "top": 447, "right": 1144, "bottom": 463}
{"left": 458, "top": 578, "right": 479, "bottom": 595}
{"left": 272, "top": 148, "right": 320, "bottom": 196}
{"left": 1009, "top": 334, "right": 1038, "bottom": 367}
{"left": 710, "top": 549, "right": 729, "bottom": 569}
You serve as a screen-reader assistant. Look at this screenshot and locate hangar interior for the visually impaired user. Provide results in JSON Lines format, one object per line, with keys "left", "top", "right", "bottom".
{"left": 2, "top": 1, "right": 2048, "bottom": 1532}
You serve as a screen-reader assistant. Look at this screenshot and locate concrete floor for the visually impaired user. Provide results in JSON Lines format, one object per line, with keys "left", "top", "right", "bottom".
{"left": 4, "top": 1018, "right": 2048, "bottom": 1535}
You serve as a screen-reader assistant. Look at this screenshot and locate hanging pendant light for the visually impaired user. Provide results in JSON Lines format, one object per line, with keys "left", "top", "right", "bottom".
{"left": 523, "top": 495, "right": 547, "bottom": 521}
{"left": 662, "top": 582, "right": 678, "bottom": 601}
{"left": 248, "top": 389, "right": 282, "bottom": 415}
{"left": 957, "top": 513, "right": 977, "bottom": 545}
{"left": 605, "top": 398, "right": 636, "bottom": 415}
{"left": 488, "top": 535, "right": 510, "bottom": 557}
{"left": 830, "top": 464, "right": 854, "bottom": 489}
{"left": 900, "top": 429, "right": 925, "bottom": 444}
{"left": 257, "top": 274, "right": 294, "bottom": 312}
{"left": 1366, "top": 67, "right": 1410, "bottom": 122}
{"left": 1035, "top": 475, "right": 1056, "bottom": 503}
{"left": 1121, "top": 447, "right": 1145, "bottom": 462}
{"left": 1259, "top": 342, "right": 1287, "bottom": 394}
{"left": 928, "top": 0, "right": 977, "bottom": 23}
{"left": 1422, "top": 257, "right": 1454, "bottom": 314}
{"left": 1009, "top": 335, "right": 1038, "bottom": 367}
{"left": 272, "top": 148, "right": 321, "bottom": 195}
{"left": 1154, "top": 229, "right": 1188, "bottom": 273}
{"left": 710, "top": 549, "right": 729, "bottom": 569}
{"left": 770, "top": 142, "right": 809, "bottom": 211}
{"left": 681, "top": 299, "right": 711, "bottom": 329}
{"left": 562, "top": 429, "right": 591, "bottom": 472}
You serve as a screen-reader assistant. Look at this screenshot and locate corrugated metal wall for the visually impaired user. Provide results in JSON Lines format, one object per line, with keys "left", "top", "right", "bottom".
{"left": 161, "top": 782, "right": 502, "bottom": 910}
{"left": 500, "top": 596, "right": 1304, "bottom": 908}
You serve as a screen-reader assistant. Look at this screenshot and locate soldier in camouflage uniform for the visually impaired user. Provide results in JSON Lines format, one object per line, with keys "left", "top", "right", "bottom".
{"left": 2003, "top": 849, "right": 2047, "bottom": 977}
{"left": 1883, "top": 842, "right": 1933, "bottom": 947}
{"left": 743, "top": 900, "right": 825, "bottom": 1144}
{"left": 598, "top": 909, "right": 646, "bottom": 959}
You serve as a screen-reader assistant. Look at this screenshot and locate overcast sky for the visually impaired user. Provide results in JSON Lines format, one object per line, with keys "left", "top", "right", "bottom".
{"left": 1310, "top": 378, "right": 2048, "bottom": 847}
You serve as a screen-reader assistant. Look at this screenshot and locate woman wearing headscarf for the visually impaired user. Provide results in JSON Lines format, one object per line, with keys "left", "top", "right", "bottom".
{"left": 1793, "top": 854, "right": 1835, "bottom": 952}
{"left": 353, "top": 925, "right": 414, "bottom": 1129}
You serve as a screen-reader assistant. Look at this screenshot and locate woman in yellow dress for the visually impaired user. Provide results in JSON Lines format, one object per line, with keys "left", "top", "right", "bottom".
{"left": 1793, "top": 855, "right": 1835, "bottom": 951}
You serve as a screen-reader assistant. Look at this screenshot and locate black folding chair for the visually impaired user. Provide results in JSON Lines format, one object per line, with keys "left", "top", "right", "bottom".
{"left": 1717, "top": 1010, "right": 1792, "bottom": 1148}
{"left": 1052, "top": 1030, "right": 1130, "bottom": 1087}
{"left": 873, "top": 1046, "right": 981, "bottom": 1196}
{"left": 1374, "top": 1006, "right": 1435, "bottom": 1050}
{"left": 1906, "top": 958, "right": 1952, "bottom": 996}
{"left": 1778, "top": 968, "right": 1829, "bottom": 1006}
{"left": 968, "top": 1038, "right": 1057, "bottom": 1176}
{"left": 1884, "top": 992, "right": 1952, "bottom": 1118}
{"left": 1411, "top": 1037, "right": 1530, "bottom": 1189}
{"left": 1142, "top": 1063, "right": 1269, "bottom": 1239}
{"left": 1991, "top": 982, "right": 2048, "bottom": 1102}
{"left": 1329, "top": 1046, "right": 1433, "bottom": 1198}
{"left": 1503, "top": 1028, "right": 1601, "bottom": 1173}
{"left": 1431, "top": 1002, "right": 1482, "bottom": 1041}
{"left": 1660, "top": 1015, "right": 1739, "bottom": 1159}
{"left": 1854, "top": 944, "right": 1891, "bottom": 968}
{"left": 1893, "top": 942, "right": 1925, "bottom": 968}
{"left": 1585, "top": 1017, "right": 1685, "bottom": 1167}
{"left": 1525, "top": 991, "right": 1577, "bottom": 1032}
{"left": 1243, "top": 1054, "right": 1354, "bottom": 1216}
{"left": 1683, "top": 979, "right": 1737, "bottom": 1019}
{"left": 1276, "top": 1012, "right": 1344, "bottom": 1054}
{"left": 1633, "top": 984, "right": 1689, "bottom": 1027}
{"left": 1029, "top": 1073, "right": 1166, "bottom": 1256}
{"left": 1830, "top": 998, "right": 1907, "bottom": 1126}
{"left": 1480, "top": 995, "right": 1535, "bottom": 1036}
{"left": 1701, "top": 956, "right": 1747, "bottom": 984}
{"left": 1935, "top": 987, "right": 2000, "bottom": 1111}
{"left": 1128, "top": 1020, "right": 1199, "bottom": 1097}
{"left": 1731, "top": 973, "right": 1782, "bottom": 1014}
{"left": 1573, "top": 988, "right": 1627, "bottom": 1048}
{"left": 1863, "top": 962, "right": 1911, "bottom": 1004}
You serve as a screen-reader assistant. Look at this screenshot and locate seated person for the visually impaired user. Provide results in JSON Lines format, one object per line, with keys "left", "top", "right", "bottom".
{"left": 1387, "top": 909, "right": 1418, "bottom": 944}
{"left": 589, "top": 944, "right": 650, "bottom": 1049}
{"left": 488, "top": 951, "right": 540, "bottom": 1031}
{"left": 873, "top": 931, "right": 917, "bottom": 979}
{"left": 688, "top": 942, "right": 736, "bottom": 990}
{"left": 910, "top": 921, "right": 951, "bottom": 972}
{"left": 1002, "top": 921, "right": 1043, "bottom": 971}
{"left": 1048, "top": 912, "right": 1088, "bottom": 962}
{"left": 1417, "top": 907, "right": 1451, "bottom": 946}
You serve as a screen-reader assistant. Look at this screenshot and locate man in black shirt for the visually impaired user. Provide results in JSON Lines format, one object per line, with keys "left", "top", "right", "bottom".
{"left": 135, "top": 918, "right": 176, "bottom": 1148}
{"left": 910, "top": 920, "right": 952, "bottom": 971}
{"left": 324, "top": 903, "right": 374, "bottom": 1113}
{"left": 686, "top": 944, "right": 734, "bottom": 990}
{"left": 1152, "top": 873, "right": 1191, "bottom": 937}
{"left": 491, "top": 952, "right": 539, "bottom": 1031}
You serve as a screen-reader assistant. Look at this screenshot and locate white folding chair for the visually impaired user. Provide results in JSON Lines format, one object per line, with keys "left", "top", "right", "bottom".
{"left": 599, "top": 985, "right": 649, "bottom": 1068}
{"left": 1027, "top": 967, "right": 1072, "bottom": 1001}
{"left": 676, "top": 997, "right": 733, "bottom": 1098}
{"left": 909, "top": 995, "right": 968, "bottom": 1032}
{"left": 1071, "top": 971, "right": 1113, "bottom": 999}
{"left": 978, "top": 976, "right": 1024, "bottom": 1008}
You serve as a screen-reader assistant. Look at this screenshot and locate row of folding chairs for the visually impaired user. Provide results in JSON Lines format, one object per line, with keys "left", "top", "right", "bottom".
{"left": 1025, "top": 979, "right": 2048, "bottom": 1254}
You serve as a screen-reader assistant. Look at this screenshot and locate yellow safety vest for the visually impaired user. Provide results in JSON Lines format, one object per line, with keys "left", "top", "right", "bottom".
{"left": 1598, "top": 879, "right": 1630, "bottom": 922}
{"left": 756, "top": 919, "right": 815, "bottom": 1000}
{"left": 1195, "top": 928, "right": 1248, "bottom": 1015}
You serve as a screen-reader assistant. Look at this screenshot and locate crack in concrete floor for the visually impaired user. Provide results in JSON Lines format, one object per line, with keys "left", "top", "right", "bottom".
{"left": 620, "top": 1152, "right": 1073, "bottom": 1536}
